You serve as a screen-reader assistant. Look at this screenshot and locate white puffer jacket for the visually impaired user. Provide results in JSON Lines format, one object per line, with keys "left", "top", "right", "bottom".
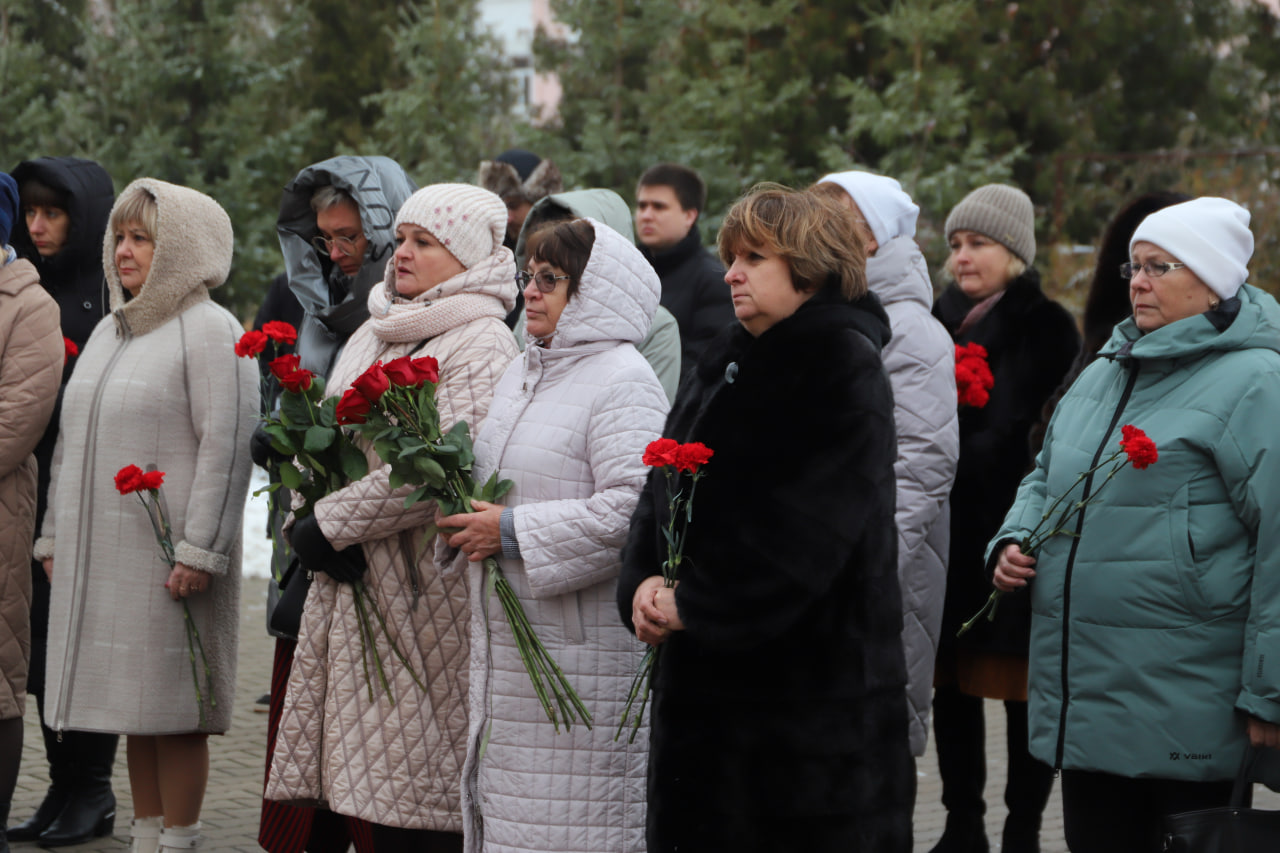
{"left": 458, "top": 221, "right": 668, "bottom": 853}
{"left": 868, "top": 236, "right": 958, "bottom": 756}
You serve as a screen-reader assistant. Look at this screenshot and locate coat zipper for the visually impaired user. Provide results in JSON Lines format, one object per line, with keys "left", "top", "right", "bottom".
{"left": 1054, "top": 359, "right": 1139, "bottom": 768}
{"left": 53, "top": 331, "right": 131, "bottom": 733}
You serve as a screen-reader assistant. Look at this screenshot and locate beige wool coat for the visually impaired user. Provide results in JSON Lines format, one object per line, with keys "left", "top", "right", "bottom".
{"left": 0, "top": 256, "right": 63, "bottom": 720}
{"left": 267, "top": 250, "right": 519, "bottom": 830}
{"left": 35, "top": 179, "right": 257, "bottom": 735}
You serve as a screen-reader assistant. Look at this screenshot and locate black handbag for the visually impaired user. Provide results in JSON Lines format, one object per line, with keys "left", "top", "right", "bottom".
{"left": 1162, "top": 746, "right": 1280, "bottom": 852}
{"left": 268, "top": 556, "right": 311, "bottom": 641}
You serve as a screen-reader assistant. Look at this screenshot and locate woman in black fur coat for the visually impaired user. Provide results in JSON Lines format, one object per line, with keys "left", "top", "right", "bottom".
{"left": 929, "top": 184, "right": 1080, "bottom": 853}
{"left": 619, "top": 184, "right": 914, "bottom": 853}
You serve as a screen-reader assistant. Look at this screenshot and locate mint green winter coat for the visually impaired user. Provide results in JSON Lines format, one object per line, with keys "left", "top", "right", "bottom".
{"left": 988, "top": 283, "right": 1280, "bottom": 781}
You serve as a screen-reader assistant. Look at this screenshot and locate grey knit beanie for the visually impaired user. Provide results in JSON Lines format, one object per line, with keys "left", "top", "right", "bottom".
{"left": 945, "top": 184, "right": 1036, "bottom": 266}
{"left": 394, "top": 183, "right": 506, "bottom": 269}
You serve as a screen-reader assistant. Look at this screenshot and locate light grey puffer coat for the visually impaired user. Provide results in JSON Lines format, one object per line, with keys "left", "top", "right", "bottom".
{"left": 36, "top": 179, "right": 257, "bottom": 734}
{"left": 868, "top": 236, "right": 958, "bottom": 756}
{"left": 456, "top": 220, "right": 668, "bottom": 853}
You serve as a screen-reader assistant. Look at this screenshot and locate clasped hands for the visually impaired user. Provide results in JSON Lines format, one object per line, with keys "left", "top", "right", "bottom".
{"left": 632, "top": 576, "right": 683, "bottom": 646}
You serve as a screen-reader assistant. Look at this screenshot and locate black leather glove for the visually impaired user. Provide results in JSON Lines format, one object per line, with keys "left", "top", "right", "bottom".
{"left": 288, "top": 514, "right": 368, "bottom": 585}
{"left": 250, "top": 422, "right": 288, "bottom": 468}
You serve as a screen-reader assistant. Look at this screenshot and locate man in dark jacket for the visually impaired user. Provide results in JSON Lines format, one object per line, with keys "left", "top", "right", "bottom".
{"left": 7, "top": 156, "right": 118, "bottom": 848}
{"left": 634, "top": 164, "right": 734, "bottom": 388}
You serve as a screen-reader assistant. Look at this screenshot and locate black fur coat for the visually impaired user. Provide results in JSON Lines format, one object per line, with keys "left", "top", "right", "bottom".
{"left": 932, "top": 270, "right": 1080, "bottom": 655}
{"left": 619, "top": 288, "right": 914, "bottom": 853}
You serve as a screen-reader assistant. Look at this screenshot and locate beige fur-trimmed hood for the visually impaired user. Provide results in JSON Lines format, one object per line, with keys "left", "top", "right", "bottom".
{"left": 104, "top": 178, "right": 234, "bottom": 337}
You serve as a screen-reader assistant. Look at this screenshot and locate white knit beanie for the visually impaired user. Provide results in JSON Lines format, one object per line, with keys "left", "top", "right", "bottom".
{"left": 394, "top": 183, "right": 506, "bottom": 269}
{"left": 818, "top": 171, "right": 920, "bottom": 244}
{"left": 1129, "top": 197, "right": 1253, "bottom": 301}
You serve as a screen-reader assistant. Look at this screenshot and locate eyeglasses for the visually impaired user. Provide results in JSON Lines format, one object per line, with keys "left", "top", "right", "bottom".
{"left": 1120, "top": 261, "right": 1187, "bottom": 279}
{"left": 311, "top": 233, "right": 362, "bottom": 257}
{"left": 517, "top": 269, "right": 571, "bottom": 293}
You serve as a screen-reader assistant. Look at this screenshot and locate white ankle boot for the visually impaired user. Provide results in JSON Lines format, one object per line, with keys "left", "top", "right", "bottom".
{"left": 158, "top": 823, "right": 202, "bottom": 851}
{"left": 129, "top": 817, "right": 163, "bottom": 853}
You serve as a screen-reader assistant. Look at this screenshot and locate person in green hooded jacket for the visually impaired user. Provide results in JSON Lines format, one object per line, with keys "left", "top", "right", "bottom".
{"left": 988, "top": 196, "right": 1280, "bottom": 853}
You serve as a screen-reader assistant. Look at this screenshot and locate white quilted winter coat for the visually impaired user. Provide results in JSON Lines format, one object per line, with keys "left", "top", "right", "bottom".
{"left": 459, "top": 221, "right": 668, "bottom": 853}
{"left": 868, "top": 236, "right": 958, "bottom": 756}
{"left": 267, "top": 251, "right": 520, "bottom": 829}
{"left": 36, "top": 179, "right": 257, "bottom": 734}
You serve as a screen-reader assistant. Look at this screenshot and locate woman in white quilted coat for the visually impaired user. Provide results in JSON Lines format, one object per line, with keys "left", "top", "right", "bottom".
{"left": 267, "top": 184, "right": 519, "bottom": 852}
{"left": 36, "top": 179, "right": 257, "bottom": 852}
{"left": 440, "top": 218, "right": 668, "bottom": 853}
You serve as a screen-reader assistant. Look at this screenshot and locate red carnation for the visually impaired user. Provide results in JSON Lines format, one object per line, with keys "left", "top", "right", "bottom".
{"left": 64, "top": 337, "right": 78, "bottom": 362}
{"left": 673, "top": 442, "right": 714, "bottom": 473}
{"left": 336, "top": 388, "right": 372, "bottom": 425}
{"left": 352, "top": 361, "right": 390, "bottom": 402}
{"left": 643, "top": 438, "right": 680, "bottom": 468}
{"left": 235, "top": 329, "right": 269, "bottom": 358}
{"left": 1119, "top": 424, "right": 1158, "bottom": 469}
{"left": 955, "top": 343, "right": 994, "bottom": 408}
{"left": 262, "top": 321, "right": 298, "bottom": 345}
{"left": 114, "top": 464, "right": 146, "bottom": 495}
{"left": 139, "top": 470, "right": 165, "bottom": 491}
{"left": 269, "top": 354, "right": 313, "bottom": 393}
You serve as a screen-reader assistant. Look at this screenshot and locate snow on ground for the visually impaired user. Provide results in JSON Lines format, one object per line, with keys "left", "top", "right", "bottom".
{"left": 242, "top": 465, "right": 274, "bottom": 579}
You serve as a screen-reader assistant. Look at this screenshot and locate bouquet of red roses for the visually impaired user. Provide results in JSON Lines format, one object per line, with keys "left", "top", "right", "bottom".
{"left": 339, "top": 355, "right": 591, "bottom": 731}
{"left": 615, "top": 438, "right": 713, "bottom": 743}
{"left": 955, "top": 343, "right": 994, "bottom": 408}
{"left": 233, "top": 324, "right": 368, "bottom": 519}
{"left": 959, "top": 424, "right": 1158, "bottom": 635}
{"left": 115, "top": 464, "right": 215, "bottom": 726}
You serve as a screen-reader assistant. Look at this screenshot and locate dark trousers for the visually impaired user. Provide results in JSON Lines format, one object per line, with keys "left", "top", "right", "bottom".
{"left": 1061, "top": 768, "right": 1233, "bottom": 853}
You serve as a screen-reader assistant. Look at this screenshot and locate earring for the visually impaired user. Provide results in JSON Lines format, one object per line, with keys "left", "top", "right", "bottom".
{"left": 1210, "top": 299, "right": 1220, "bottom": 310}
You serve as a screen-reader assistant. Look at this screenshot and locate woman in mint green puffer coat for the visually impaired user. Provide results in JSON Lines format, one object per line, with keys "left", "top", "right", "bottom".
{"left": 988, "top": 197, "right": 1280, "bottom": 853}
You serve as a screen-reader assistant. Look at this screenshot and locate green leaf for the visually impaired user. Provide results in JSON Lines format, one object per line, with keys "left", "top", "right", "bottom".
{"left": 389, "top": 469, "right": 405, "bottom": 490}
{"left": 264, "top": 424, "right": 297, "bottom": 454}
{"left": 340, "top": 442, "right": 368, "bottom": 482}
{"left": 304, "top": 426, "right": 336, "bottom": 454}
{"left": 403, "top": 485, "right": 431, "bottom": 508}
{"left": 413, "top": 455, "right": 446, "bottom": 486}
{"left": 279, "top": 391, "right": 313, "bottom": 426}
{"left": 278, "top": 464, "right": 303, "bottom": 490}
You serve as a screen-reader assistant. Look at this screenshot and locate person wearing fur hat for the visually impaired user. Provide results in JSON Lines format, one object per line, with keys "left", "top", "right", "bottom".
{"left": 813, "top": 172, "right": 959, "bottom": 770}
{"left": 0, "top": 171, "right": 63, "bottom": 853}
{"left": 7, "top": 156, "right": 119, "bottom": 848}
{"left": 267, "top": 184, "right": 519, "bottom": 853}
{"left": 477, "top": 149, "right": 562, "bottom": 251}
{"left": 930, "top": 183, "right": 1079, "bottom": 853}
{"left": 35, "top": 179, "right": 258, "bottom": 853}
{"left": 988, "top": 196, "right": 1280, "bottom": 852}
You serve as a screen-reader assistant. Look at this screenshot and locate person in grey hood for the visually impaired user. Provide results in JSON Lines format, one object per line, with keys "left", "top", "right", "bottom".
{"left": 512, "top": 188, "right": 682, "bottom": 403}
{"left": 814, "top": 172, "right": 959, "bottom": 769}
{"left": 276, "top": 155, "right": 417, "bottom": 377}
{"left": 257, "top": 155, "right": 414, "bottom": 853}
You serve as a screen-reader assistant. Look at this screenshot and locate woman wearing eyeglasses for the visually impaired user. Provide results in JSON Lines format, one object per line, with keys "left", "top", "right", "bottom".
{"left": 266, "top": 184, "right": 519, "bottom": 852}
{"left": 438, "top": 218, "right": 668, "bottom": 853}
{"left": 929, "top": 184, "right": 1080, "bottom": 853}
{"left": 989, "top": 197, "right": 1280, "bottom": 852}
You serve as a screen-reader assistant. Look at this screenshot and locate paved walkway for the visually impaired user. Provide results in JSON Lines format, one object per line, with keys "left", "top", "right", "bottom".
{"left": 12, "top": 592, "right": 1276, "bottom": 851}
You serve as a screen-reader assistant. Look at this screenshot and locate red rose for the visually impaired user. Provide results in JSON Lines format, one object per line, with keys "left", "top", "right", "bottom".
{"left": 411, "top": 356, "right": 440, "bottom": 385}
{"left": 139, "top": 470, "right": 165, "bottom": 491}
{"left": 269, "top": 353, "right": 301, "bottom": 381}
{"left": 269, "top": 354, "right": 313, "bottom": 393}
{"left": 236, "top": 329, "right": 269, "bottom": 358}
{"left": 643, "top": 438, "right": 680, "bottom": 468}
{"left": 261, "top": 321, "right": 298, "bottom": 345}
{"left": 383, "top": 356, "right": 422, "bottom": 388}
{"left": 1119, "top": 424, "right": 1158, "bottom": 469}
{"left": 114, "top": 464, "right": 146, "bottom": 495}
{"left": 336, "top": 388, "right": 372, "bottom": 425}
{"left": 352, "top": 361, "right": 390, "bottom": 402}
{"left": 673, "top": 442, "right": 714, "bottom": 473}
{"left": 64, "top": 337, "right": 78, "bottom": 362}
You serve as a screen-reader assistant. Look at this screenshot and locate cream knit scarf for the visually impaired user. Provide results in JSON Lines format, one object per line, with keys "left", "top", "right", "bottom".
{"left": 366, "top": 249, "right": 517, "bottom": 344}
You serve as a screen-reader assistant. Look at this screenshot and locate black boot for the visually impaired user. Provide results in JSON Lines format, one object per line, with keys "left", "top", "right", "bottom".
{"left": 1001, "top": 700, "right": 1054, "bottom": 853}
{"left": 928, "top": 685, "right": 989, "bottom": 853}
{"left": 6, "top": 715, "right": 70, "bottom": 842}
{"left": 35, "top": 731, "right": 118, "bottom": 848}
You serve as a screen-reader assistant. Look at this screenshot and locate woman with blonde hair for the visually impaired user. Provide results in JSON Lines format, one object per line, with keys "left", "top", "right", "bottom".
{"left": 36, "top": 179, "right": 257, "bottom": 853}
{"left": 620, "top": 184, "right": 914, "bottom": 852}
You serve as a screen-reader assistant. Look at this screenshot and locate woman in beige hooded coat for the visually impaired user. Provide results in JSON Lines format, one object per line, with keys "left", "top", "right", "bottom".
{"left": 35, "top": 179, "right": 257, "bottom": 853}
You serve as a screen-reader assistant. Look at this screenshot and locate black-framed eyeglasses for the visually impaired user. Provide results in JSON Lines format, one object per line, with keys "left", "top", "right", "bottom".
{"left": 517, "top": 269, "right": 571, "bottom": 293}
{"left": 1120, "top": 260, "right": 1187, "bottom": 280}
{"left": 311, "top": 233, "right": 361, "bottom": 257}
